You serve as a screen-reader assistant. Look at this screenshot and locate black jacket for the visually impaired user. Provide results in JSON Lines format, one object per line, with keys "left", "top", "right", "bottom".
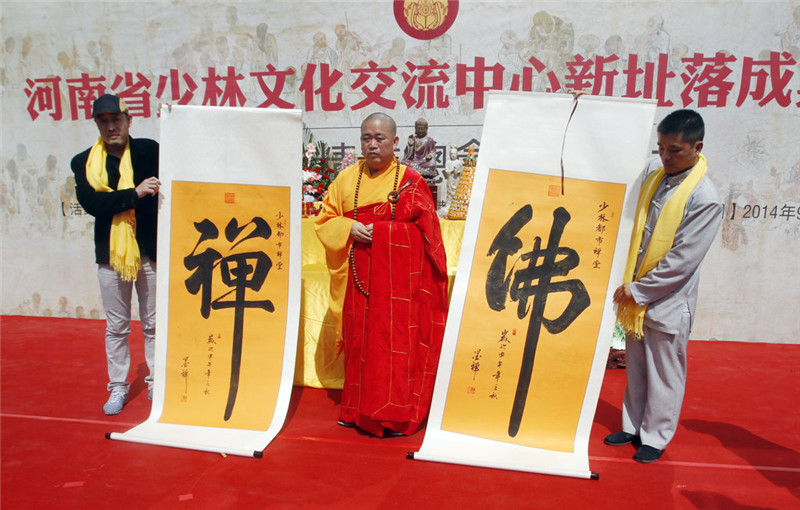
{"left": 71, "top": 137, "right": 159, "bottom": 264}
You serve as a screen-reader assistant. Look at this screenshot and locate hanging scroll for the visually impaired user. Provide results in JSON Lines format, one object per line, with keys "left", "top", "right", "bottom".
{"left": 109, "top": 106, "right": 302, "bottom": 456}
{"left": 413, "top": 92, "right": 656, "bottom": 478}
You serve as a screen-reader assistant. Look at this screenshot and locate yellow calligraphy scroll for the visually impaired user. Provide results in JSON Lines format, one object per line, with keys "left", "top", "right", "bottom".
{"left": 441, "top": 169, "right": 625, "bottom": 452}
{"left": 160, "top": 181, "right": 291, "bottom": 430}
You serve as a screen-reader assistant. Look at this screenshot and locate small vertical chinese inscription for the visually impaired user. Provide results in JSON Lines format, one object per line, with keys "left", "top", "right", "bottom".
{"left": 180, "top": 356, "right": 190, "bottom": 402}
{"left": 592, "top": 201, "right": 616, "bottom": 269}
{"left": 274, "top": 211, "right": 286, "bottom": 271}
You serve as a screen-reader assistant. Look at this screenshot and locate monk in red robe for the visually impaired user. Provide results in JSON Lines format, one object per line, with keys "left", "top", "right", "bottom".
{"left": 315, "top": 113, "right": 449, "bottom": 437}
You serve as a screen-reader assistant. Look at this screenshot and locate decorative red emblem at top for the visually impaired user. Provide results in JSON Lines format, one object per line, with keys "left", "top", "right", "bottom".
{"left": 393, "top": 0, "right": 459, "bottom": 40}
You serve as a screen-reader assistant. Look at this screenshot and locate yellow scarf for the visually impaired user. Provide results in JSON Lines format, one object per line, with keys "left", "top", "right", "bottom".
{"left": 85, "top": 137, "right": 141, "bottom": 281}
{"left": 617, "top": 154, "right": 707, "bottom": 338}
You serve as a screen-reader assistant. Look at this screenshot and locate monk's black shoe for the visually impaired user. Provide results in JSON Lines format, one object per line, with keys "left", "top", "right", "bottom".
{"left": 337, "top": 420, "right": 356, "bottom": 428}
{"left": 633, "top": 445, "right": 664, "bottom": 464}
{"left": 383, "top": 428, "right": 406, "bottom": 437}
{"left": 604, "top": 431, "right": 639, "bottom": 446}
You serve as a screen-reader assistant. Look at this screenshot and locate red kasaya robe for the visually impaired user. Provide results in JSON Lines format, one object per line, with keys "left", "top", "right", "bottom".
{"left": 315, "top": 162, "right": 448, "bottom": 437}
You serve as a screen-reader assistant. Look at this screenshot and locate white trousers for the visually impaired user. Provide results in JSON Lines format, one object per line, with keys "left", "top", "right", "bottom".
{"left": 97, "top": 256, "right": 156, "bottom": 393}
{"left": 621, "top": 312, "right": 691, "bottom": 450}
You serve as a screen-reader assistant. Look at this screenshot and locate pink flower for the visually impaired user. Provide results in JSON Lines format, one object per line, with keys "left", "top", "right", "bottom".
{"left": 303, "top": 170, "right": 320, "bottom": 183}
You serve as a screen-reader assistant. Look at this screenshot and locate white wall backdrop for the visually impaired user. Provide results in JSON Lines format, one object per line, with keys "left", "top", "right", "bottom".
{"left": 2, "top": 0, "right": 799, "bottom": 343}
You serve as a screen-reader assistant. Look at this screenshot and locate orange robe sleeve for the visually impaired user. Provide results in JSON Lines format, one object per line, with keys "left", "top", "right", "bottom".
{"left": 313, "top": 166, "right": 357, "bottom": 341}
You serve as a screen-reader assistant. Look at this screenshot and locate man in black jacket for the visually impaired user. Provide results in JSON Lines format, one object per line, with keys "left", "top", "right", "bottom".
{"left": 71, "top": 94, "right": 160, "bottom": 415}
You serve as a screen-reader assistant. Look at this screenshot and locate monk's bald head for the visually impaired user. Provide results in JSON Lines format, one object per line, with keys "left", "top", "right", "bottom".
{"left": 360, "top": 113, "right": 399, "bottom": 173}
{"left": 361, "top": 112, "right": 397, "bottom": 138}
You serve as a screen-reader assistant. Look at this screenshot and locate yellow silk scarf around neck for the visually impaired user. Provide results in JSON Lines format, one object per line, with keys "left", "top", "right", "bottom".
{"left": 617, "top": 154, "right": 707, "bottom": 338}
{"left": 85, "top": 137, "right": 141, "bottom": 281}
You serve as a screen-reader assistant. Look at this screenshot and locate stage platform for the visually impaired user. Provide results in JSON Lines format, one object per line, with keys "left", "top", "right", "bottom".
{"left": 2, "top": 315, "right": 798, "bottom": 509}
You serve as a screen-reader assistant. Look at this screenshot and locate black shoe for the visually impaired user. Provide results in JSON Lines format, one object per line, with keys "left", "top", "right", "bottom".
{"left": 337, "top": 420, "right": 356, "bottom": 428}
{"left": 604, "top": 431, "right": 638, "bottom": 446}
{"left": 633, "top": 445, "right": 664, "bottom": 464}
{"left": 383, "top": 428, "right": 406, "bottom": 437}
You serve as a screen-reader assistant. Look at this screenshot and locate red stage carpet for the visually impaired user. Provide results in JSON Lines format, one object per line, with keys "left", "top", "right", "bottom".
{"left": 2, "top": 315, "right": 799, "bottom": 509}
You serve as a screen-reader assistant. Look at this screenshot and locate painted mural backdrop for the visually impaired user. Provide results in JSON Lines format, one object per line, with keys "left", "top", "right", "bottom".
{"left": 2, "top": 1, "right": 799, "bottom": 343}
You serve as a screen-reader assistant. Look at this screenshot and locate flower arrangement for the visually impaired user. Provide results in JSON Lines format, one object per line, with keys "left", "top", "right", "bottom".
{"left": 339, "top": 147, "right": 357, "bottom": 172}
{"left": 302, "top": 134, "right": 338, "bottom": 213}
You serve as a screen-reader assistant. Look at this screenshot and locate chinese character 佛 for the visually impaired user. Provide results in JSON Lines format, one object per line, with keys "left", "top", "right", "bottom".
{"left": 485, "top": 205, "right": 590, "bottom": 437}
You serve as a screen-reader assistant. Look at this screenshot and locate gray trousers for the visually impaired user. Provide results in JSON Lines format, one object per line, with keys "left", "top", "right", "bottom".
{"left": 621, "top": 312, "right": 691, "bottom": 450}
{"left": 97, "top": 256, "right": 156, "bottom": 393}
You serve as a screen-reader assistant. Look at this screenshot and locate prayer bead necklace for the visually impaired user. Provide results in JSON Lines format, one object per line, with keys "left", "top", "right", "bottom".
{"left": 349, "top": 158, "right": 399, "bottom": 297}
